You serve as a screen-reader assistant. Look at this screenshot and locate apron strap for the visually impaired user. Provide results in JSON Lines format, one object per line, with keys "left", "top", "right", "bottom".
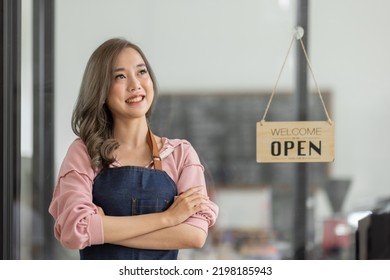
{"left": 148, "top": 128, "right": 163, "bottom": 171}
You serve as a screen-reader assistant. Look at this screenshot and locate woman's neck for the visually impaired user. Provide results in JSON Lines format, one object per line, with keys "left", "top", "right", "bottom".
{"left": 112, "top": 117, "right": 149, "bottom": 149}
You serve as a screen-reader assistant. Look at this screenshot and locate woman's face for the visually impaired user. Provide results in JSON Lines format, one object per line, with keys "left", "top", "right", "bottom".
{"left": 106, "top": 47, "right": 154, "bottom": 122}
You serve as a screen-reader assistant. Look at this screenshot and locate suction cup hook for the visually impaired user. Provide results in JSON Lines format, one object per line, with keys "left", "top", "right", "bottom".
{"left": 294, "top": 26, "right": 304, "bottom": 40}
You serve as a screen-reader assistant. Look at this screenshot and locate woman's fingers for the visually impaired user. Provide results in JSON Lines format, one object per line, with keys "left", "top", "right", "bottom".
{"left": 181, "top": 187, "right": 210, "bottom": 210}
{"left": 179, "top": 185, "right": 204, "bottom": 197}
{"left": 165, "top": 186, "right": 211, "bottom": 225}
{"left": 176, "top": 194, "right": 209, "bottom": 212}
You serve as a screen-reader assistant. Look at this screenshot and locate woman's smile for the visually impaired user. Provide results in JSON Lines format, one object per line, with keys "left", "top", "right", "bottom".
{"left": 125, "top": 95, "right": 145, "bottom": 104}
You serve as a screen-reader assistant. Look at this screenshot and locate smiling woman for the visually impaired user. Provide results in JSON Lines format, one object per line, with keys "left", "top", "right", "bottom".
{"left": 107, "top": 48, "right": 154, "bottom": 130}
{"left": 48, "top": 38, "right": 219, "bottom": 260}
{"left": 13, "top": 0, "right": 390, "bottom": 262}
{"left": 70, "top": 39, "right": 160, "bottom": 170}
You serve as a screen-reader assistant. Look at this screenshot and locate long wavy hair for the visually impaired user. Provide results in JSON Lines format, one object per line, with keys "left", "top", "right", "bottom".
{"left": 71, "top": 38, "right": 158, "bottom": 170}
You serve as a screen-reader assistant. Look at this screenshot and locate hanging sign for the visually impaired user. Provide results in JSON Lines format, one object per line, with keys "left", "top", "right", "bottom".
{"left": 256, "top": 121, "right": 334, "bottom": 163}
{"left": 256, "top": 27, "right": 335, "bottom": 163}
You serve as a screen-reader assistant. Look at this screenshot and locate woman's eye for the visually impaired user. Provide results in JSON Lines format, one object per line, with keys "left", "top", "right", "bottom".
{"left": 115, "top": 74, "right": 126, "bottom": 80}
{"left": 139, "top": 69, "right": 148, "bottom": 75}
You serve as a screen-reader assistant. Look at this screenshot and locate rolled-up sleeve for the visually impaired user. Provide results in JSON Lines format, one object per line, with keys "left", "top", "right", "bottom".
{"left": 173, "top": 142, "right": 219, "bottom": 233}
{"left": 48, "top": 139, "right": 104, "bottom": 249}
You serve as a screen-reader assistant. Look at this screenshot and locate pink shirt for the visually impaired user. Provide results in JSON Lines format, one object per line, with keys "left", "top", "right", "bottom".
{"left": 48, "top": 137, "right": 219, "bottom": 250}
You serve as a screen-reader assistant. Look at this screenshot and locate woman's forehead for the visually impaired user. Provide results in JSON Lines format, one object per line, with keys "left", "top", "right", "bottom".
{"left": 113, "top": 47, "right": 145, "bottom": 67}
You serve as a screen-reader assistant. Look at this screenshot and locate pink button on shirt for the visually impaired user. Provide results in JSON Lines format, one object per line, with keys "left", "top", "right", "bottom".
{"left": 48, "top": 137, "right": 219, "bottom": 249}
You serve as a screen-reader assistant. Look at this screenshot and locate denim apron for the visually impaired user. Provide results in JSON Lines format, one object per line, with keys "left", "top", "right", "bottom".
{"left": 80, "top": 129, "right": 178, "bottom": 260}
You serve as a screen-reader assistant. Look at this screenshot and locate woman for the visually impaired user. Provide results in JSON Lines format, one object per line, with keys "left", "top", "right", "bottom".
{"left": 48, "top": 38, "right": 219, "bottom": 260}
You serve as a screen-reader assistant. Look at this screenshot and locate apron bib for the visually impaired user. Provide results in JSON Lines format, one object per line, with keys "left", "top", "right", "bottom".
{"left": 80, "top": 129, "right": 178, "bottom": 260}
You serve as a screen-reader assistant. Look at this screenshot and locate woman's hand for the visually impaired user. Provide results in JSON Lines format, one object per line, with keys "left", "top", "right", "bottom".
{"left": 163, "top": 186, "right": 210, "bottom": 226}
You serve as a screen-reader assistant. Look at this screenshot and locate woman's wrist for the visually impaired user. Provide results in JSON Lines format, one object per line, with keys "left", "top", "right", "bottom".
{"left": 160, "top": 210, "right": 177, "bottom": 228}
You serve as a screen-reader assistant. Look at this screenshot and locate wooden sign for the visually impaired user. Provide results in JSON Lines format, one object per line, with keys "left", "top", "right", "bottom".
{"left": 257, "top": 121, "right": 334, "bottom": 163}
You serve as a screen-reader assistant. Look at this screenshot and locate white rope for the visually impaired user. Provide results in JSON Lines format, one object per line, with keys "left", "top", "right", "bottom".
{"left": 298, "top": 38, "right": 332, "bottom": 123}
{"left": 261, "top": 33, "right": 296, "bottom": 122}
{"left": 261, "top": 27, "right": 332, "bottom": 124}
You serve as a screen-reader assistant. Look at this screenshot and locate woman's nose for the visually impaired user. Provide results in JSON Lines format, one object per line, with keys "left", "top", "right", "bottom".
{"left": 127, "top": 75, "right": 141, "bottom": 92}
